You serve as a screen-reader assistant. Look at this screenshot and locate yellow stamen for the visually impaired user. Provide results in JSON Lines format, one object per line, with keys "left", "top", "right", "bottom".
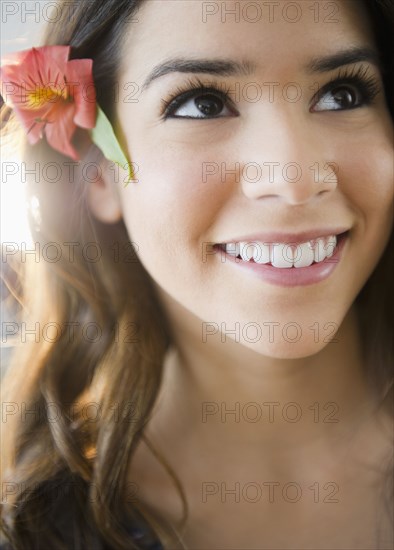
{"left": 26, "top": 85, "right": 70, "bottom": 109}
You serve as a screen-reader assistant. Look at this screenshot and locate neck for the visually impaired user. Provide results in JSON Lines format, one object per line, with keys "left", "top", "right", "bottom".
{"left": 149, "top": 296, "right": 378, "bottom": 456}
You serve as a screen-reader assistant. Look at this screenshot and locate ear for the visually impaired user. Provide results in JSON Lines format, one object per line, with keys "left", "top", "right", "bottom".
{"left": 84, "top": 145, "right": 123, "bottom": 224}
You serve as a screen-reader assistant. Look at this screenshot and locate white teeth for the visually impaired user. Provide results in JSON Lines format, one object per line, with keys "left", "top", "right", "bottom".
{"left": 239, "top": 242, "right": 255, "bottom": 261}
{"left": 293, "top": 242, "right": 315, "bottom": 268}
{"left": 253, "top": 243, "right": 271, "bottom": 264}
{"left": 222, "top": 235, "right": 338, "bottom": 268}
{"left": 225, "top": 242, "right": 240, "bottom": 257}
{"left": 271, "top": 243, "right": 294, "bottom": 268}
{"left": 313, "top": 238, "right": 326, "bottom": 263}
{"left": 326, "top": 236, "right": 337, "bottom": 258}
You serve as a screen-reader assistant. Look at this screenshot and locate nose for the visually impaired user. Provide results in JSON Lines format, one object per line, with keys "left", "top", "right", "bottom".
{"left": 239, "top": 108, "right": 338, "bottom": 205}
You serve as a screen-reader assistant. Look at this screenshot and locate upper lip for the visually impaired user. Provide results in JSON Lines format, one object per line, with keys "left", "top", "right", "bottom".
{"left": 217, "top": 228, "right": 350, "bottom": 245}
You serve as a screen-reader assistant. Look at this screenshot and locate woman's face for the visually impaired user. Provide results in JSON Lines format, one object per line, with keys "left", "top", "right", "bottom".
{"left": 98, "top": 0, "right": 393, "bottom": 358}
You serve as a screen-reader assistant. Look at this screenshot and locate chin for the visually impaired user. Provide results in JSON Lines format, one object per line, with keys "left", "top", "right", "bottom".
{"left": 240, "top": 338, "right": 332, "bottom": 361}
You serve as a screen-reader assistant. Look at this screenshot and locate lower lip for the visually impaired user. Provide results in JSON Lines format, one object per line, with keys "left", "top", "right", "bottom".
{"left": 214, "top": 233, "right": 349, "bottom": 287}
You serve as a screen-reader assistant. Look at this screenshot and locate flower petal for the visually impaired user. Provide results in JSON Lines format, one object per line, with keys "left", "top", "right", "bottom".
{"left": 0, "top": 47, "right": 70, "bottom": 110}
{"left": 44, "top": 103, "right": 79, "bottom": 160}
{"left": 1, "top": 45, "right": 70, "bottom": 69}
{"left": 0, "top": 69, "right": 25, "bottom": 108}
{"left": 65, "top": 59, "right": 96, "bottom": 128}
{"left": 34, "top": 46, "right": 71, "bottom": 74}
{"left": 1, "top": 46, "right": 97, "bottom": 162}
{"left": 7, "top": 105, "right": 47, "bottom": 143}
{"left": 24, "top": 47, "right": 69, "bottom": 91}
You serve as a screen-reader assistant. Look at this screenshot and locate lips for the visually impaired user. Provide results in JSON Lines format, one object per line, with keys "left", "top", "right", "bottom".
{"left": 212, "top": 230, "right": 350, "bottom": 286}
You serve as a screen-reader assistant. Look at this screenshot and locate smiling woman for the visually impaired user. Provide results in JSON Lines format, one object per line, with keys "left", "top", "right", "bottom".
{"left": 0, "top": 1, "right": 393, "bottom": 549}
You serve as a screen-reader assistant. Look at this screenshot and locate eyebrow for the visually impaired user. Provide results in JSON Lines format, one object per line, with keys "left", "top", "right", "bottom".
{"left": 141, "top": 47, "right": 381, "bottom": 91}
{"left": 306, "top": 46, "right": 381, "bottom": 73}
{"left": 141, "top": 58, "right": 255, "bottom": 91}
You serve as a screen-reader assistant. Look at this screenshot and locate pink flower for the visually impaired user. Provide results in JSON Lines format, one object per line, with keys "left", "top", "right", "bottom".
{"left": 0, "top": 46, "right": 96, "bottom": 160}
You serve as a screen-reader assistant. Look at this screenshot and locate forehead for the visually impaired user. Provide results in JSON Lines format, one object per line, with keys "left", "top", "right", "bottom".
{"left": 119, "top": 0, "right": 375, "bottom": 79}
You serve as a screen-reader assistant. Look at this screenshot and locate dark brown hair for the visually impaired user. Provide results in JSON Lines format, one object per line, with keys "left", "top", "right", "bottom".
{"left": 1, "top": 1, "right": 393, "bottom": 548}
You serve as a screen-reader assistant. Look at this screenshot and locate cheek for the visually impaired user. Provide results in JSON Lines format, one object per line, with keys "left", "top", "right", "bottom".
{"left": 119, "top": 146, "right": 229, "bottom": 271}
{"left": 337, "top": 130, "right": 393, "bottom": 231}
{"left": 334, "top": 130, "right": 393, "bottom": 294}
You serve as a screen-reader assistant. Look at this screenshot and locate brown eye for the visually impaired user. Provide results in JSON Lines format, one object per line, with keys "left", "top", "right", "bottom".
{"left": 311, "top": 70, "right": 381, "bottom": 114}
{"left": 163, "top": 85, "right": 237, "bottom": 119}
{"left": 330, "top": 87, "right": 358, "bottom": 109}
{"left": 194, "top": 94, "right": 224, "bottom": 117}
{"left": 313, "top": 85, "right": 361, "bottom": 111}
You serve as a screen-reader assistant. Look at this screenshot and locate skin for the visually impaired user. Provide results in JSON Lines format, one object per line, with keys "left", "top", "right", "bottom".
{"left": 86, "top": 1, "right": 393, "bottom": 547}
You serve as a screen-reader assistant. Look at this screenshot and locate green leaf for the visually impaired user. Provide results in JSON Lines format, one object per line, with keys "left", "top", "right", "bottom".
{"left": 90, "top": 106, "right": 133, "bottom": 186}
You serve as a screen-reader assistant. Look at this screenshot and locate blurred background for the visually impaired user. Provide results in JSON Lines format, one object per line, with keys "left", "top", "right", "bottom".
{"left": 1, "top": 0, "right": 48, "bottom": 244}
{"left": 1, "top": 1, "right": 48, "bottom": 377}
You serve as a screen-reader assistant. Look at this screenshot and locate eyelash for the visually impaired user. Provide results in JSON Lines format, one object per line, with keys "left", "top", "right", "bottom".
{"left": 160, "top": 76, "right": 234, "bottom": 120}
{"left": 159, "top": 65, "right": 381, "bottom": 120}
{"left": 311, "top": 65, "right": 381, "bottom": 111}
